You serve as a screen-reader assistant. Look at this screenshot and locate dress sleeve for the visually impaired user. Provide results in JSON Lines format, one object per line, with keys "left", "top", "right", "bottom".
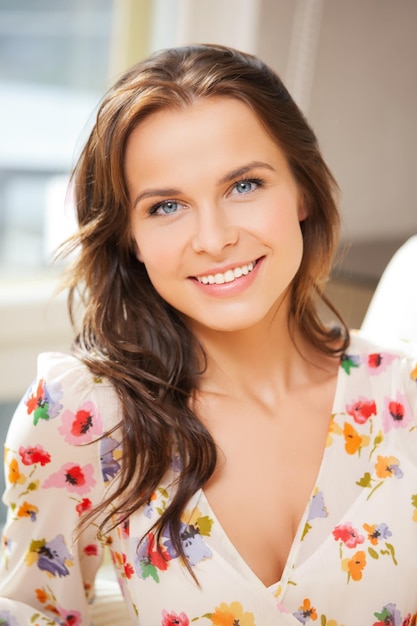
{"left": 0, "top": 352, "right": 122, "bottom": 625}
{"left": 404, "top": 344, "right": 417, "bottom": 420}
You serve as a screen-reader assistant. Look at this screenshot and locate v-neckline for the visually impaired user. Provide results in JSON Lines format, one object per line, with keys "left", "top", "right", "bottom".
{"left": 196, "top": 360, "right": 345, "bottom": 592}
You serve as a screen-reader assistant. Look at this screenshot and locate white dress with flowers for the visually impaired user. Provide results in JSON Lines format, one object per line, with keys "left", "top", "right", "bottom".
{"left": 0, "top": 332, "right": 417, "bottom": 626}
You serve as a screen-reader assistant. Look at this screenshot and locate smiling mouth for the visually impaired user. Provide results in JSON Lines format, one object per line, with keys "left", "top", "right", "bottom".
{"left": 195, "top": 260, "right": 257, "bottom": 285}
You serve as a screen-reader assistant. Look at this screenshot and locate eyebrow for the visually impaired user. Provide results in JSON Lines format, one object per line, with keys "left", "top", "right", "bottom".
{"left": 132, "top": 160, "right": 275, "bottom": 208}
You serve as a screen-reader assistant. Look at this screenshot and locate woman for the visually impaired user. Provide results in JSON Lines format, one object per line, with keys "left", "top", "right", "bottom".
{"left": 0, "top": 44, "right": 416, "bottom": 626}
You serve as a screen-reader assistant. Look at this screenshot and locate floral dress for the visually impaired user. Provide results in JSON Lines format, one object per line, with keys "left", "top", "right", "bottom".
{"left": 0, "top": 332, "right": 417, "bottom": 626}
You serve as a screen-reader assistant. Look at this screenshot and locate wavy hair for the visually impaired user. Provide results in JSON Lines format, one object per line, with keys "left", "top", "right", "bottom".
{"left": 63, "top": 44, "right": 349, "bottom": 575}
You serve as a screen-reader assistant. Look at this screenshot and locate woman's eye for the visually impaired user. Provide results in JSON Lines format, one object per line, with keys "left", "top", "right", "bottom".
{"left": 150, "top": 200, "right": 180, "bottom": 216}
{"left": 232, "top": 179, "right": 261, "bottom": 195}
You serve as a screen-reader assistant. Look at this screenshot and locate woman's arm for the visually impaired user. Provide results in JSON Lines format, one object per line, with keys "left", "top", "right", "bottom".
{"left": 0, "top": 352, "right": 121, "bottom": 624}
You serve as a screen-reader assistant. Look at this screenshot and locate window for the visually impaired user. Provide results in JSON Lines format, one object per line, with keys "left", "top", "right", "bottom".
{"left": 0, "top": 0, "right": 114, "bottom": 277}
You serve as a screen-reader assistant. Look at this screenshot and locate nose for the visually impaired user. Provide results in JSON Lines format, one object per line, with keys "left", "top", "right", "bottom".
{"left": 191, "top": 205, "right": 239, "bottom": 256}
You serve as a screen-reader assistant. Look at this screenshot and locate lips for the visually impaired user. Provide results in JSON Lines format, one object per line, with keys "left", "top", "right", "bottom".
{"left": 195, "top": 260, "right": 256, "bottom": 285}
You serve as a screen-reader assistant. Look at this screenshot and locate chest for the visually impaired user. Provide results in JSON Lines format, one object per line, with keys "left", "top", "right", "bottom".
{"left": 201, "top": 390, "right": 334, "bottom": 587}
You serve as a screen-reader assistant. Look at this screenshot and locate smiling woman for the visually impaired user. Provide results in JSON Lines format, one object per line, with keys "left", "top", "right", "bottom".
{"left": 126, "top": 97, "right": 306, "bottom": 332}
{"left": 0, "top": 44, "right": 416, "bottom": 626}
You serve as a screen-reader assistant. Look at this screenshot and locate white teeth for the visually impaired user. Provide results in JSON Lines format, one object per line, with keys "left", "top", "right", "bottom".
{"left": 196, "top": 261, "right": 256, "bottom": 285}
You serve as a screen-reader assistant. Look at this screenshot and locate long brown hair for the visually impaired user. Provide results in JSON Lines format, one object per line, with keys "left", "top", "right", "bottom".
{"left": 63, "top": 44, "right": 348, "bottom": 572}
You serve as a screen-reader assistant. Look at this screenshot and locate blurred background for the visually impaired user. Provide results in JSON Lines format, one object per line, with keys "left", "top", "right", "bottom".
{"left": 0, "top": 0, "right": 416, "bottom": 516}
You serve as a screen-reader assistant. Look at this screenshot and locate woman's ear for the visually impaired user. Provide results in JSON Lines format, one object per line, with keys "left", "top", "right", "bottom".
{"left": 298, "top": 202, "right": 308, "bottom": 222}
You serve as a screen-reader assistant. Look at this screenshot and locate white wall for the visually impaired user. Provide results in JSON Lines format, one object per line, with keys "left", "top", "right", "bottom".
{"left": 308, "top": 0, "right": 417, "bottom": 242}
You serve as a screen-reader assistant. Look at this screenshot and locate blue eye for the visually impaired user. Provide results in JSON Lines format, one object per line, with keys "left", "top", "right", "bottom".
{"left": 150, "top": 200, "right": 179, "bottom": 215}
{"left": 232, "top": 178, "right": 262, "bottom": 195}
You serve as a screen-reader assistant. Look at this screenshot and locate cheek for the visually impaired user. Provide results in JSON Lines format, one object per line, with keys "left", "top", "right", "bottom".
{"left": 133, "top": 229, "right": 178, "bottom": 276}
{"left": 261, "top": 201, "right": 304, "bottom": 241}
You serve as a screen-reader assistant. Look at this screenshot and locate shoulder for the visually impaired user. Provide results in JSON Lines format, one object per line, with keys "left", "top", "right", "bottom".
{"left": 341, "top": 330, "right": 417, "bottom": 414}
{"left": 8, "top": 351, "right": 122, "bottom": 444}
{"left": 344, "top": 330, "right": 417, "bottom": 369}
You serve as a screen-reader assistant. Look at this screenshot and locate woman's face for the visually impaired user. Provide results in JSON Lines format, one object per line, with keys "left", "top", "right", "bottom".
{"left": 125, "top": 96, "right": 307, "bottom": 334}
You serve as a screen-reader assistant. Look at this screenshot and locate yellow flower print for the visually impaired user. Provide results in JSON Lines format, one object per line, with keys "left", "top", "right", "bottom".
{"left": 343, "top": 423, "right": 370, "bottom": 455}
{"left": 183, "top": 507, "right": 214, "bottom": 537}
{"left": 35, "top": 587, "right": 49, "bottom": 603}
{"left": 410, "top": 364, "right": 417, "bottom": 382}
{"left": 210, "top": 601, "right": 256, "bottom": 626}
{"left": 342, "top": 550, "right": 366, "bottom": 582}
{"left": 375, "top": 455, "right": 403, "bottom": 479}
{"left": 17, "top": 501, "right": 38, "bottom": 521}
{"left": 326, "top": 415, "right": 342, "bottom": 447}
{"left": 412, "top": 495, "right": 417, "bottom": 521}
{"left": 294, "top": 598, "right": 318, "bottom": 621}
{"left": 8, "top": 458, "right": 26, "bottom": 485}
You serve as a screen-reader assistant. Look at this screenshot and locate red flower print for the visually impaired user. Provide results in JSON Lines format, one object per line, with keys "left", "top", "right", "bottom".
{"left": 333, "top": 523, "right": 365, "bottom": 548}
{"left": 366, "top": 352, "right": 395, "bottom": 375}
{"left": 136, "top": 532, "right": 172, "bottom": 581}
{"left": 43, "top": 463, "right": 96, "bottom": 495}
{"left": 147, "top": 532, "right": 171, "bottom": 570}
{"left": 161, "top": 610, "right": 190, "bottom": 626}
{"left": 382, "top": 393, "right": 413, "bottom": 432}
{"left": 25, "top": 378, "right": 63, "bottom": 425}
{"left": 346, "top": 397, "right": 377, "bottom": 424}
{"left": 368, "top": 354, "right": 382, "bottom": 369}
{"left": 59, "top": 401, "right": 102, "bottom": 444}
{"left": 58, "top": 607, "right": 82, "bottom": 626}
{"left": 72, "top": 410, "right": 93, "bottom": 436}
{"left": 120, "top": 553, "right": 134, "bottom": 579}
{"left": 75, "top": 498, "right": 92, "bottom": 516}
{"left": 19, "top": 444, "right": 51, "bottom": 467}
{"left": 389, "top": 402, "right": 403, "bottom": 417}
{"left": 121, "top": 518, "right": 130, "bottom": 539}
{"left": 26, "top": 379, "right": 46, "bottom": 414}
{"left": 84, "top": 544, "right": 99, "bottom": 556}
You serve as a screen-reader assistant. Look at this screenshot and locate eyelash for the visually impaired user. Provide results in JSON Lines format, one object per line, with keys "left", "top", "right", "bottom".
{"left": 148, "top": 200, "right": 182, "bottom": 216}
{"left": 147, "top": 177, "right": 265, "bottom": 216}
{"left": 230, "top": 177, "right": 264, "bottom": 195}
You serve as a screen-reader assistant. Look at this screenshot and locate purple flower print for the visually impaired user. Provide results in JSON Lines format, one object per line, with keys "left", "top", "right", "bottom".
{"left": 59, "top": 401, "right": 102, "bottom": 444}
{"left": 163, "top": 522, "right": 212, "bottom": 566}
{"left": 31, "top": 534, "right": 74, "bottom": 577}
{"left": 42, "top": 462, "right": 96, "bottom": 495}
{"left": 373, "top": 602, "right": 402, "bottom": 626}
{"left": 0, "top": 610, "right": 19, "bottom": 626}
{"left": 341, "top": 353, "right": 361, "bottom": 375}
{"left": 100, "top": 436, "right": 121, "bottom": 482}
{"left": 170, "top": 454, "right": 182, "bottom": 473}
{"left": 375, "top": 523, "right": 392, "bottom": 541}
{"left": 134, "top": 533, "right": 171, "bottom": 582}
{"left": 180, "top": 524, "right": 212, "bottom": 565}
{"left": 307, "top": 490, "right": 328, "bottom": 522}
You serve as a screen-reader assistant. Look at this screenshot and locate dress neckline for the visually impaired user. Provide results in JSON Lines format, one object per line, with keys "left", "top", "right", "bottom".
{"left": 196, "top": 359, "right": 346, "bottom": 592}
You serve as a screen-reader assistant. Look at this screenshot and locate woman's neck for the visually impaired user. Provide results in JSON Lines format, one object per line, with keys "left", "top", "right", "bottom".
{"left": 191, "top": 309, "right": 331, "bottom": 410}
